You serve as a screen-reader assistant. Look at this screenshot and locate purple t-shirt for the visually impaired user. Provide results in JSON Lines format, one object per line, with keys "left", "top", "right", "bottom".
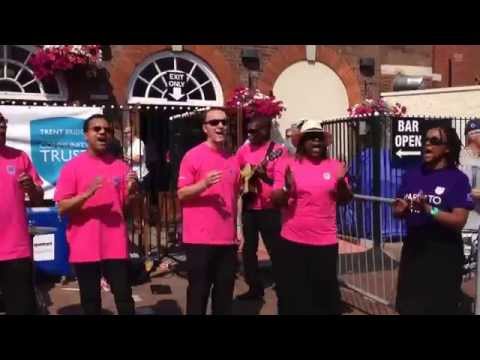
{"left": 397, "top": 165, "right": 474, "bottom": 230}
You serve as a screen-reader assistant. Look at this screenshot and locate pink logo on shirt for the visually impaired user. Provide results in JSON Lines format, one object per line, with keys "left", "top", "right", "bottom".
{"left": 6, "top": 165, "right": 15, "bottom": 175}
{"left": 112, "top": 176, "right": 121, "bottom": 188}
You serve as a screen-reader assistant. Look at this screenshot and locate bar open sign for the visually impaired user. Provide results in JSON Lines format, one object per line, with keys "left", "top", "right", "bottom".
{"left": 392, "top": 117, "right": 452, "bottom": 161}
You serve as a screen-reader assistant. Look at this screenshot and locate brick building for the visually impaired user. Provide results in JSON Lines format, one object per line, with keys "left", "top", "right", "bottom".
{"left": 1, "top": 44, "right": 479, "bottom": 184}
{"left": 3, "top": 45, "right": 478, "bottom": 123}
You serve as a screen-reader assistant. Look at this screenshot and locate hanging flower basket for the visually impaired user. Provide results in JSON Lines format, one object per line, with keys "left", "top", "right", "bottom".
{"left": 29, "top": 45, "right": 103, "bottom": 80}
{"left": 226, "top": 86, "right": 286, "bottom": 120}
{"left": 347, "top": 97, "right": 407, "bottom": 118}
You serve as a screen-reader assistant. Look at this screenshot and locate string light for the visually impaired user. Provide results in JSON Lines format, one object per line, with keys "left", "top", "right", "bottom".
{"left": 0, "top": 101, "right": 219, "bottom": 112}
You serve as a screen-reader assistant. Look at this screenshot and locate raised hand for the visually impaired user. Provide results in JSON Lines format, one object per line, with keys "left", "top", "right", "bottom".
{"left": 85, "top": 176, "right": 103, "bottom": 198}
{"left": 202, "top": 170, "right": 223, "bottom": 188}
{"left": 127, "top": 171, "right": 139, "bottom": 195}
{"left": 17, "top": 172, "right": 35, "bottom": 193}
{"left": 284, "top": 165, "right": 295, "bottom": 192}
{"left": 392, "top": 198, "right": 410, "bottom": 214}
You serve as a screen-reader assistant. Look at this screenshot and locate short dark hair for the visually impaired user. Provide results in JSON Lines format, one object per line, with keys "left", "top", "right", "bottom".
{"left": 202, "top": 107, "right": 227, "bottom": 123}
{"left": 249, "top": 115, "right": 272, "bottom": 129}
{"left": 83, "top": 114, "right": 109, "bottom": 133}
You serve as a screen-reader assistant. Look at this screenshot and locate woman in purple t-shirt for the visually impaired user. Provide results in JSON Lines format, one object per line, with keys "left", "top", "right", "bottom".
{"left": 393, "top": 126, "right": 474, "bottom": 315}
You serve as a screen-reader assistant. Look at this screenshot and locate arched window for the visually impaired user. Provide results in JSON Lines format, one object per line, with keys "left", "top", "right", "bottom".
{"left": 128, "top": 52, "right": 223, "bottom": 106}
{"left": 0, "top": 45, "right": 68, "bottom": 101}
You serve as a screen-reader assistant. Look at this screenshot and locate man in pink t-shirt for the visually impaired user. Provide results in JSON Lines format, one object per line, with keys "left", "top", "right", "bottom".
{"left": 235, "top": 116, "right": 286, "bottom": 301}
{"left": 0, "top": 112, "right": 44, "bottom": 315}
{"left": 178, "top": 108, "right": 240, "bottom": 315}
{"left": 54, "top": 114, "right": 139, "bottom": 315}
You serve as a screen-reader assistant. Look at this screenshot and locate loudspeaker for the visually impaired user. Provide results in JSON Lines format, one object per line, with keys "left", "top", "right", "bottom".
{"left": 359, "top": 57, "right": 375, "bottom": 77}
{"left": 241, "top": 49, "right": 260, "bottom": 71}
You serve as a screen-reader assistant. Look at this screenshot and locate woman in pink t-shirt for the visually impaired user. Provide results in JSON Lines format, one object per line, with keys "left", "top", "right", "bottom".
{"left": 271, "top": 119, "right": 353, "bottom": 315}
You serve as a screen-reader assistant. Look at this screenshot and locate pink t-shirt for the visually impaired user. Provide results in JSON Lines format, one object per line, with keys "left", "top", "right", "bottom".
{"left": 273, "top": 156, "right": 345, "bottom": 246}
{"left": 0, "top": 146, "right": 43, "bottom": 261}
{"left": 54, "top": 151, "right": 130, "bottom": 263}
{"left": 178, "top": 142, "right": 240, "bottom": 245}
{"left": 236, "top": 141, "right": 286, "bottom": 210}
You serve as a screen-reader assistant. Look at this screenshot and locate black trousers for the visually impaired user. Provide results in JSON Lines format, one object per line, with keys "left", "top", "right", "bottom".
{"left": 275, "top": 238, "right": 341, "bottom": 315}
{"left": 73, "top": 259, "right": 135, "bottom": 315}
{"left": 241, "top": 208, "right": 281, "bottom": 291}
{"left": 396, "top": 232, "right": 464, "bottom": 315}
{"left": 0, "top": 257, "right": 36, "bottom": 315}
{"left": 184, "top": 244, "right": 237, "bottom": 315}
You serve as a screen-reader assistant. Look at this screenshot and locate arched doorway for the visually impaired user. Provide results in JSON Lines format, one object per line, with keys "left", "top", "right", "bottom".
{"left": 126, "top": 51, "right": 225, "bottom": 189}
{"left": 128, "top": 51, "right": 224, "bottom": 107}
{"left": 273, "top": 60, "right": 349, "bottom": 138}
{"left": 126, "top": 51, "right": 226, "bottom": 258}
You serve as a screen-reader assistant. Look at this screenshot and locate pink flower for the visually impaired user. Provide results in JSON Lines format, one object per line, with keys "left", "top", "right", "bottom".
{"left": 29, "top": 45, "right": 102, "bottom": 80}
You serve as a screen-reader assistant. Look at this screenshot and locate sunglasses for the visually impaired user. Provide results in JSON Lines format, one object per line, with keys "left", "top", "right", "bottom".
{"left": 205, "top": 119, "right": 227, "bottom": 126}
{"left": 303, "top": 132, "right": 326, "bottom": 141}
{"left": 247, "top": 126, "right": 269, "bottom": 134}
{"left": 90, "top": 126, "right": 113, "bottom": 134}
{"left": 422, "top": 136, "right": 446, "bottom": 146}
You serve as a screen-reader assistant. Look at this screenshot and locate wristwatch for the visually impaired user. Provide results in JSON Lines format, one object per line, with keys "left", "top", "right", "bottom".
{"left": 430, "top": 207, "right": 440, "bottom": 217}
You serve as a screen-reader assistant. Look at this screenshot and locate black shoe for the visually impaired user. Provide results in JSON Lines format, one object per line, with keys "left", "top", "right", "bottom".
{"left": 236, "top": 288, "right": 264, "bottom": 301}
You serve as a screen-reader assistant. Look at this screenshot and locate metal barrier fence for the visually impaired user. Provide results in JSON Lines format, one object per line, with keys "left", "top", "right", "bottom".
{"left": 325, "top": 115, "right": 480, "bottom": 313}
{"left": 337, "top": 193, "right": 478, "bottom": 313}
{"left": 118, "top": 107, "right": 239, "bottom": 275}
{"left": 120, "top": 110, "right": 480, "bottom": 312}
{"left": 337, "top": 194, "right": 402, "bottom": 307}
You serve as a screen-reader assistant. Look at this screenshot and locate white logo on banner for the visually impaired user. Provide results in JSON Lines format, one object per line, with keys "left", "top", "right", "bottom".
{"left": 435, "top": 186, "right": 446, "bottom": 195}
{"left": 33, "top": 234, "right": 55, "bottom": 261}
{"left": 1, "top": 105, "right": 100, "bottom": 199}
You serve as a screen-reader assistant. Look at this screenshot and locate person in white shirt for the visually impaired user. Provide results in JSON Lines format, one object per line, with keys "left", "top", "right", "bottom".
{"left": 123, "top": 126, "right": 148, "bottom": 180}
{"left": 459, "top": 120, "right": 480, "bottom": 230}
{"left": 459, "top": 119, "right": 480, "bottom": 274}
{"left": 123, "top": 126, "right": 151, "bottom": 256}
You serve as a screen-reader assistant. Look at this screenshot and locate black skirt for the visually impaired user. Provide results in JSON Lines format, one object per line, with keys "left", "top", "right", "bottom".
{"left": 396, "top": 226, "right": 464, "bottom": 315}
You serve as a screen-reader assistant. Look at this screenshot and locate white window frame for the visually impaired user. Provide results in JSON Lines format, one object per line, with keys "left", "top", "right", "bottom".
{"left": 128, "top": 51, "right": 223, "bottom": 107}
{"left": 0, "top": 45, "right": 68, "bottom": 101}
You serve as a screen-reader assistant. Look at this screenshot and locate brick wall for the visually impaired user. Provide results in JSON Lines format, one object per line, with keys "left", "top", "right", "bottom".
{"left": 65, "top": 45, "right": 441, "bottom": 105}
{"left": 433, "top": 45, "right": 480, "bottom": 87}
